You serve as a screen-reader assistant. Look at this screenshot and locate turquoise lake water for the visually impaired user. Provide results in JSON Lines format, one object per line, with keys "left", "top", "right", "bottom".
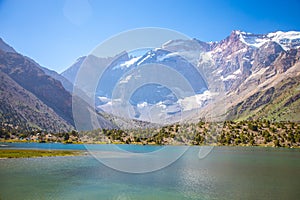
{"left": 0, "top": 143, "right": 300, "bottom": 200}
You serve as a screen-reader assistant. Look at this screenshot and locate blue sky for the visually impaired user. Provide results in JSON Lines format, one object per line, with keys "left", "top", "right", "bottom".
{"left": 1, "top": 0, "right": 300, "bottom": 73}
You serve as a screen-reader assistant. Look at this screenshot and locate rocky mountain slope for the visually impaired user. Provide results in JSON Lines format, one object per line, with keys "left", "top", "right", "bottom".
{"left": 0, "top": 50, "right": 74, "bottom": 124}
{"left": 61, "top": 56, "right": 86, "bottom": 84}
{"left": 40, "top": 66, "right": 73, "bottom": 93}
{"left": 0, "top": 38, "right": 133, "bottom": 132}
{"left": 0, "top": 38, "right": 80, "bottom": 132}
{"left": 0, "top": 70, "right": 73, "bottom": 132}
{"left": 63, "top": 30, "right": 300, "bottom": 123}
{"left": 0, "top": 38, "right": 16, "bottom": 53}
{"left": 197, "top": 31, "right": 300, "bottom": 122}
{"left": 1, "top": 29, "right": 298, "bottom": 134}
{"left": 0, "top": 51, "right": 74, "bottom": 132}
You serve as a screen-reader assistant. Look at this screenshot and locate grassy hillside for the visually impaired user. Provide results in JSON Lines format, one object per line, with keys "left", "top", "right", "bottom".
{"left": 227, "top": 75, "right": 300, "bottom": 122}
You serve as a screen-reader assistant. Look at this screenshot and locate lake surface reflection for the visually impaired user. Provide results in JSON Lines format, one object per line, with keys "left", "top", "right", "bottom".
{"left": 0, "top": 144, "right": 299, "bottom": 200}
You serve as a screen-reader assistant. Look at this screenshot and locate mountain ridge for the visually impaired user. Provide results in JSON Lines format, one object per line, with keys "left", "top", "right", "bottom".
{"left": 61, "top": 30, "right": 300, "bottom": 123}
{"left": 0, "top": 38, "right": 140, "bottom": 132}
{"left": 1, "top": 29, "right": 300, "bottom": 134}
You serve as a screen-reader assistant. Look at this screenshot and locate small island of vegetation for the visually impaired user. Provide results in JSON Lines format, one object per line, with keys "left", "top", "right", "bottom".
{"left": 0, "top": 149, "right": 83, "bottom": 159}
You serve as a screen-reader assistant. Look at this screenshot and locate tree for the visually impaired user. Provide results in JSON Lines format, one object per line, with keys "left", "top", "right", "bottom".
{"left": 248, "top": 123, "right": 258, "bottom": 132}
{"left": 274, "top": 139, "right": 280, "bottom": 147}
{"left": 71, "top": 130, "right": 78, "bottom": 137}
{"left": 64, "top": 133, "right": 69, "bottom": 141}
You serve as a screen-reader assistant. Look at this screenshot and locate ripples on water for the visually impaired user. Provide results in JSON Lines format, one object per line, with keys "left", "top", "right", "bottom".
{"left": 0, "top": 144, "right": 300, "bottom": 200}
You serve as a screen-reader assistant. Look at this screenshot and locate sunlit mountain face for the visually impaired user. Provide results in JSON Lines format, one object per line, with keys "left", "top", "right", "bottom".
{"left": 93, "top": 46, "right": 208, "bottom": 124}
{"left": 62, "top": 30, "right": 300, "bottom": 124}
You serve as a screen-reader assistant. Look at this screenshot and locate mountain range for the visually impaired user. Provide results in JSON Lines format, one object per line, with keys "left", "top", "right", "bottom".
{"left": 62, "top": 30, "right": 300, "bottom": 123}
{"left": 1, "top": 30, "right": 300, "bottom": 133}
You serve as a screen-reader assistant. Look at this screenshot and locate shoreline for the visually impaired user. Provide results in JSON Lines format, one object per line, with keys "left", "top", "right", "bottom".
{"left": 1, "top": 140, "right": 299, "bottom": 148}
{"left": 1, "top": 142, "right": 299, "bottom": 159}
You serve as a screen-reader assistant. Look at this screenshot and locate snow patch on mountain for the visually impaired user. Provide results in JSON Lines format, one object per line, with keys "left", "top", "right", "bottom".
{"left": 221, "top": 74, "right": 237, "bottom": 81}
{"left": 98, "top": 96, "right": 110, "bottom": 103}
{"left": 157, "top": 52, "right": 180, "bottom": 62}
{"left": 233, "top": 69, "right": 242, "bottom": 75}
{"left": 238, "top": 33, "right": 268, "bottom": 48}
{"left": 236, "top": 30, "right": 300, "bottom": 50}
{"left": 137, "top": 101, "right": 148, "bottom": 109}
{"left": 137, "top": 54, "right": 152, "bottom": 66}
{"left": 119, "top": 56, "right": 142, "bottom": 68}
{"left": 268, "top": 31, "right": 300, "bottom": 41}
{"left": 178, "top": 90, "right": 214, "bottom": 111}
{"left": 119, "top": 74, "right": 133, "bottom": 84}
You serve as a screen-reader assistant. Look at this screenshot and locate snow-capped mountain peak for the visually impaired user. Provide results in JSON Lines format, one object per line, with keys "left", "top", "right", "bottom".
{"left": 235, "top": 30, "right": 300, "bottom": 50}
{"left": 61, "top": 29, "right": 300, "bottom": 123}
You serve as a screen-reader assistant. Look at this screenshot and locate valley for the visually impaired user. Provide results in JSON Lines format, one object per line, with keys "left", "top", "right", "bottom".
{"left": 1, "top": 30, "right": 300, "bottom": 148}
